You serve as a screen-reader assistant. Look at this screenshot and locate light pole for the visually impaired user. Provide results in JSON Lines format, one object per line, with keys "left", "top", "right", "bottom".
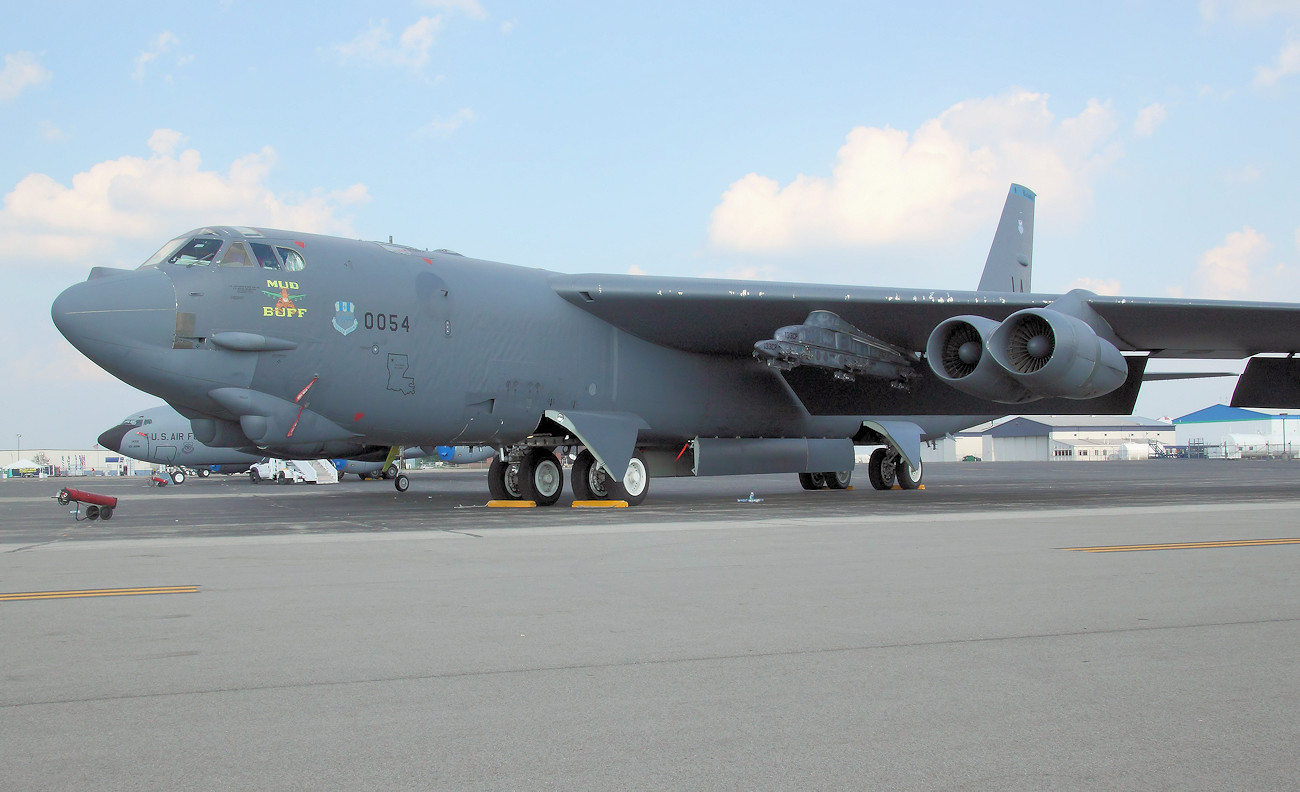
{"left": 1282, "top": 413, "right": 1288, "bottom": 460}
{"left": 15, "top": 433, "right": 20, "bottom": 458}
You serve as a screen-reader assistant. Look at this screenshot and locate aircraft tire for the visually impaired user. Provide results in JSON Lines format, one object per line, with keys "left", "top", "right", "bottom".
{"left": 897, "top": 457, "right": 923, "bottom": 490}
{"left": 100, "top": 506, "right": 113, "bottom": 521}
{"left": 519, "top": 449, "right": 564, "bottom": 506}
{"left": 394, "top": 474, "right": 410, "bottom": 493}
{"left": 171, "top": 470, "right": 186, "bottom": 485}
{"left": 570, "top": 450, "right": 611, "bottom": 501}
{"left": 609, "top": 453, "right": 649, "bottom": 506}
{"left": 488, "top": 456, "right": 523, "bottom": 500}
{"left": 385, "top": 464, "right": 399, "bottom": 480}
{"left": 867, "top": 448, "right": 894, "bottom": 491}
{"left": 798, "top": 472, "right": 826, "bottom": 490}
{"left": 826, "top": 470, "right": 852, "bottom": 489}
{"left": 249, "top": 469, "right": 261, "bottom": 483}
{"left": 198, "top": 468, "right": 211, "bottom": 478}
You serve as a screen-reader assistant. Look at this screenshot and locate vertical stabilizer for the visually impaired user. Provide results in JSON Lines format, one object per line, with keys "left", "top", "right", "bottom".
{"left": 976, "top": 184, "right": 1035, "bottom": 293}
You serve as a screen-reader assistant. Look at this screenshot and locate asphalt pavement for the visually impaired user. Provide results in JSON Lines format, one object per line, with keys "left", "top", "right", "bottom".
{"left": 2, "top": 461, "right": 1298, "bottom": 790}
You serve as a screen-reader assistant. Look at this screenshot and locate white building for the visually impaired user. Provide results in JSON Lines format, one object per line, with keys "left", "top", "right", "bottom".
{"left": 982, "top": 416, "right": 1175, "bottom": 462}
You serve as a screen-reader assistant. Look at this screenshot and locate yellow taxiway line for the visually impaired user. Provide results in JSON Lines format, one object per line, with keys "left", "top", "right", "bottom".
{"left": 1065, "top": 538, "right": 1300, "bottom": 553}
{"left": 0, "top": 585, "right": 199, "bottom": 602}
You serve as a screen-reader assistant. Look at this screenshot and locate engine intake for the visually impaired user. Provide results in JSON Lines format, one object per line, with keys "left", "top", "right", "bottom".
{"left": 925, "top": 316, "right": 1037, "bottom": 404}
{"left": 988, "top": 308, "right": 1127, "bottom": 399}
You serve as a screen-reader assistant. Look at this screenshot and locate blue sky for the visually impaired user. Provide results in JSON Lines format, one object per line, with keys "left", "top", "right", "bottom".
{"left": 4, "top": 0, "right": 1300, "bottom": 449}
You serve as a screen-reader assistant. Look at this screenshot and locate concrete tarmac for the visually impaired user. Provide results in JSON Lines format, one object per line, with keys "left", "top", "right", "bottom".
{"left": 2, "top": 462, "right": 1298, "bottom": 790}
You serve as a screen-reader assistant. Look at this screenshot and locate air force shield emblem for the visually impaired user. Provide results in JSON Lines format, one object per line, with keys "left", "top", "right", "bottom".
{"left": 332, "top": 301, "right": 357, "bottom": 336}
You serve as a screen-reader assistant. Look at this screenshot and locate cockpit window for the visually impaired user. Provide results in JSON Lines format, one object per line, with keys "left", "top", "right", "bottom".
{"left": 139, "top": 236, "right": 188, "bottom": 269}
{"left": 277, "top": 247, "right": 306, "bottom": 272}
{"left": 218, "top": 242, "right": 253, "bottom": 267}
{"left": 251, "top": 242, "right": 280, "bottom": 270}
{"left": 166, "top": 237, "right": 223, "bottom": 267}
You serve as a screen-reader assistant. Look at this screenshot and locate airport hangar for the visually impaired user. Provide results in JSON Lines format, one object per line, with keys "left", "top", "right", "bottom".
{"left": 921, "top": 415, "right": 1175, "bottom": 463}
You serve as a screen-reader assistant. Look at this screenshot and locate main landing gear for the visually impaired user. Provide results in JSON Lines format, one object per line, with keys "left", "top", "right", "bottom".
{"left": 572, "top": 449, "right": 648, "bottom": 506}
{"left": 798, "top": 470, "right": 852, "bottom": 490}
{"left": 487, "top": 446, "right": 649, "bottom": 506}
{"left": 865, "top": 447, "right": 923, "bottom": 491}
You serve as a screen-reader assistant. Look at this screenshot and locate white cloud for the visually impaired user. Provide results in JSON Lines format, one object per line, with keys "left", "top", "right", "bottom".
{"left": 419, "top": 107, "right": 476, "bottom": 136}
{"left": 420, "top": 0, "right": 487, "bottom": 19}
{"left": 626, "top": 264, "right": 646, "bottom": 275}
{"left": 0, "top": 130, "right": 369, "bottom": 272}
{"left": 333, "top": 17, "right": 443, "bottom": 70}
{"left": 1133, "top": 102, "right": 1167, "bottom": 136}
{"left": 708, "top": 90, "right": 1120, "bottom": 253}
{"left": 1256, "top": 34, "right": 1300, "bottom": 85}
{"left": 1191, "top": 227, "right": 1271, "bottom": 297}
{"left": 132, "top": 31, "right": 181, "bottom": 82}
{"left": 1067, "top": 277, "right": 1123, "bottom": 295}
{"left": 0, "top": 51, "right": 51, "bottom": 101}
{"left": 501, "top": 18, "right": 517, "bottom": 34}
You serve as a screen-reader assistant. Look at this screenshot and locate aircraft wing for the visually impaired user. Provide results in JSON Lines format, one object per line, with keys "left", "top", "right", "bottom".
{"left": 550, "top": 274, "right": 1300, "bottom": 359}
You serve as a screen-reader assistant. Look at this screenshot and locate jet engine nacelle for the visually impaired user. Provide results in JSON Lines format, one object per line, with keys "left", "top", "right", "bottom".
{"left": 190, "top": 416, "right": 253, "bottom": 447}
{"left": 925, "top": 316, "right": 1038, "bottom": 404}
{"left": 987, "top": 308, "right": 1128, "bottom": 399}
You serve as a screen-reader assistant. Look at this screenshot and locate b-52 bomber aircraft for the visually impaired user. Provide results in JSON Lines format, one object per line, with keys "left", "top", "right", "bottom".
{"left": 52, "top": 185, "right": 1300, "bottom": 506}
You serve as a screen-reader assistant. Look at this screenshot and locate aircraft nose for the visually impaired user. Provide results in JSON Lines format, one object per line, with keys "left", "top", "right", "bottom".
{"left": 51, "top": 268, "right": 177, "bottom": 388}
{"left": 97, "top": 424, "right": 131, "bottom": 453}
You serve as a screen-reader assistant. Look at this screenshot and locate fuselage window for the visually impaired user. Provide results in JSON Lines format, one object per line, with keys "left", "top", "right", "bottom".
{"left": 167, "top": 237, "right": 223, "bottom": 267}
{"left": 218, "top": 242, "right": 253, "bottom": 267}
{"left": 277, "top": 247, "right": 306, "bottom": 272}
{"left": 251, "top": 242, "right": 280, "bottom": 270}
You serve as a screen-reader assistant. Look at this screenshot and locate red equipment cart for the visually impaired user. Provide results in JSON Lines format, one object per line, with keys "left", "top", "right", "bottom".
{"left": 56, "top": 487, "right": 118, "bottom": 521}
